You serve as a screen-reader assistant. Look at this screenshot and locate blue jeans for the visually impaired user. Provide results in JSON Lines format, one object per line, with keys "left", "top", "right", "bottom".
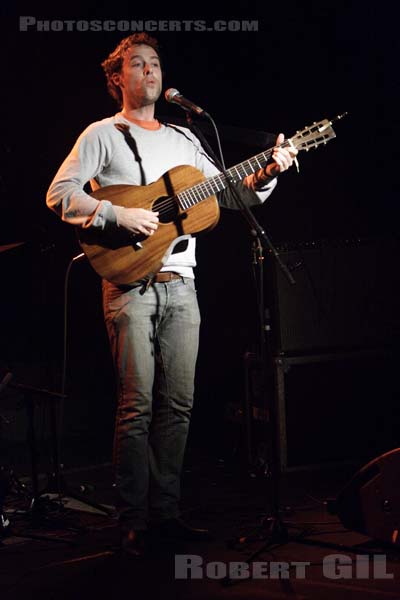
{"left": 102, "top": 277, "right": 201, "bottom": 530}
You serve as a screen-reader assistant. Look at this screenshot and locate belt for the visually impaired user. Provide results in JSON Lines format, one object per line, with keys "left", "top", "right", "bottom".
{"left": 151, "top": 271, "right": 182, "bottom": 283}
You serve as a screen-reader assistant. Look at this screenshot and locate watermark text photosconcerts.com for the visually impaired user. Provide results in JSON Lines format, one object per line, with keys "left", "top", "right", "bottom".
{"left": 19, "top": 17, "right": 259, "bottom": 33}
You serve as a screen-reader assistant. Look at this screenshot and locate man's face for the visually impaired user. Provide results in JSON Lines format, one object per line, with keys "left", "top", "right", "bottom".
{"left": 115, "top": 43, "right": 162, "bottom": 108}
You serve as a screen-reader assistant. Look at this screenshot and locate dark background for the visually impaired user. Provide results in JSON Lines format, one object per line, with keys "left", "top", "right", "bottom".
{"left": 1, "top": 3, "right": 399, "bottom": 470}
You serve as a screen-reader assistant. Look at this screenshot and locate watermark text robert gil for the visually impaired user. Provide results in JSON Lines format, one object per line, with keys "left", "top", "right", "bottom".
{"left": 175, "top": 554, "right": 394, "bottom": 580}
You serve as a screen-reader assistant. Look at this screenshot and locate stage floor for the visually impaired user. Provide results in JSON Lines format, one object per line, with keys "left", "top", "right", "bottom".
{"left": 1, "top": 449, "right": 400, "bottom": 600}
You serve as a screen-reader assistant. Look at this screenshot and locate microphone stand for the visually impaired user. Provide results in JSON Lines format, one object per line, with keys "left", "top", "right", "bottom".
{"left": 184, "top": 110, "right": 297, "bottom": 564}
{"left": 37, "top": 253, "right": 114, "bottom": 517}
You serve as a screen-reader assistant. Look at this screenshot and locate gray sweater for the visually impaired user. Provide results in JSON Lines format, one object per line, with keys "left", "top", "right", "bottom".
{"left": 46, "top": 113, "right": 277, "bottom": 277}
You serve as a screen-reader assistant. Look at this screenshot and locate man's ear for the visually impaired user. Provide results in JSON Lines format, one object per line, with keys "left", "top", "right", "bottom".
{"left": 111, "top": 72, "right": 123, "bottom": 88}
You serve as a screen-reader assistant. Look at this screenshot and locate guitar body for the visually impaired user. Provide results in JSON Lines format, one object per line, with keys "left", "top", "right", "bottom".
{"left": 78, "top": 165, "right": 220, "bottom": 285}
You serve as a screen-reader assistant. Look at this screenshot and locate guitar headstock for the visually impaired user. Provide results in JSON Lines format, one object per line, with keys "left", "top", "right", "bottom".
{"left": 289, "top": 114, "right": 347, "bottom": 152}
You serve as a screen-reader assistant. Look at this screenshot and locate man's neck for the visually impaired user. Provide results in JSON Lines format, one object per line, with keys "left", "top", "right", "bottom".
{"left": 121, "top": 105, "right": 156, "bottom": 122}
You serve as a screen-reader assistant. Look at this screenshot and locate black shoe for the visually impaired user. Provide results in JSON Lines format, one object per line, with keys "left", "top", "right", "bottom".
{"left": 154, "top": 518, "right": 214, "bottom": 542}
{"left": 120, "top": 529, "right": 148, "bottom": 558}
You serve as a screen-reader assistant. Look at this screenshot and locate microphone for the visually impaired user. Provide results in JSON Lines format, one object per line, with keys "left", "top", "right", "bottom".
{"left": 164, "top": 88, "right": 209, "bottom": 117}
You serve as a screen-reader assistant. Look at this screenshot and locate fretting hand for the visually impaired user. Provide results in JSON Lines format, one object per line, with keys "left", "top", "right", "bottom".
{"left": 264, "top": 133, "right": 298, "bottom": 178}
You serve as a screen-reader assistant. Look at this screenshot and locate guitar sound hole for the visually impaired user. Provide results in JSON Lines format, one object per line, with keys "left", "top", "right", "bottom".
{"left": 153, "top": 196, "right": 179, "bottom": 224}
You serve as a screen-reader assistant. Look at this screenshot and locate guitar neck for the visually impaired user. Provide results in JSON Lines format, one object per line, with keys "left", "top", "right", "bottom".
{"left": 176, "top": 115, "right": 342, "bottom": 210}
{"left": 177, "top": 144, "right": 279, "bottom": 210}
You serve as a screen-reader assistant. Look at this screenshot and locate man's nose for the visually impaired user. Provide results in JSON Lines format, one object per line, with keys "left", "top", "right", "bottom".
{"left": 144, "top": 62, "right": 153, "bottom": 75}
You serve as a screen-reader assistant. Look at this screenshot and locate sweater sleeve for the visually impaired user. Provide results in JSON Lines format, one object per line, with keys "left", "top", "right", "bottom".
{"left": 46, "top": 124, "right": 117, "bottom": 230}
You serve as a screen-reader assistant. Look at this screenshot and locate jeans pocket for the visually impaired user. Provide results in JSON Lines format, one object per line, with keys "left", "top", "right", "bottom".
{"left": 183, "top": 277, "right": 197, "bottom": 293}
{"left": 103, "top": 285, "right": 142, "bottom": 323}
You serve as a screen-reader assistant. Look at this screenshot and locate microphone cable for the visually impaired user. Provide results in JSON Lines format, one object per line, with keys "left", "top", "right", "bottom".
{"left": 53, "top": 252, "right": 85, "bottom": 503}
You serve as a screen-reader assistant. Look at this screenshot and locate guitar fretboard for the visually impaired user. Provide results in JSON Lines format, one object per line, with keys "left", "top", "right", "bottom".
{"left": 177, "top": 143, "right": 285, "bottom": 209}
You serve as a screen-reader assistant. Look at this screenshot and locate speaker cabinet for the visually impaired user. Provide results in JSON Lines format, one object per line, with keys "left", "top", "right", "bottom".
{"left": 267, "top": 238, "right": 400, "bottom": 354}
{"left": 331, "top": 448, "right": 400, "bottom": 545}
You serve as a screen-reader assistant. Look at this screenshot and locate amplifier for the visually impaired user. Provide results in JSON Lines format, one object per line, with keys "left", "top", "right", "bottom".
{"left": 266, "top": 238, "right": 400, "bottom": 354}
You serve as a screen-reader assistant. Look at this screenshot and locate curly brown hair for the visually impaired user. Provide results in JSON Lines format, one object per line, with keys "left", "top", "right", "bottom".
{"left": 101, "top": 33, "right": 162, "bottom": 107}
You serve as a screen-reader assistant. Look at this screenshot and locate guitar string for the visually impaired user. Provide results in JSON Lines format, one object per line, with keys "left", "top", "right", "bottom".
{"left": 152, "top": 131, "right": 329, "bottom": 217}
